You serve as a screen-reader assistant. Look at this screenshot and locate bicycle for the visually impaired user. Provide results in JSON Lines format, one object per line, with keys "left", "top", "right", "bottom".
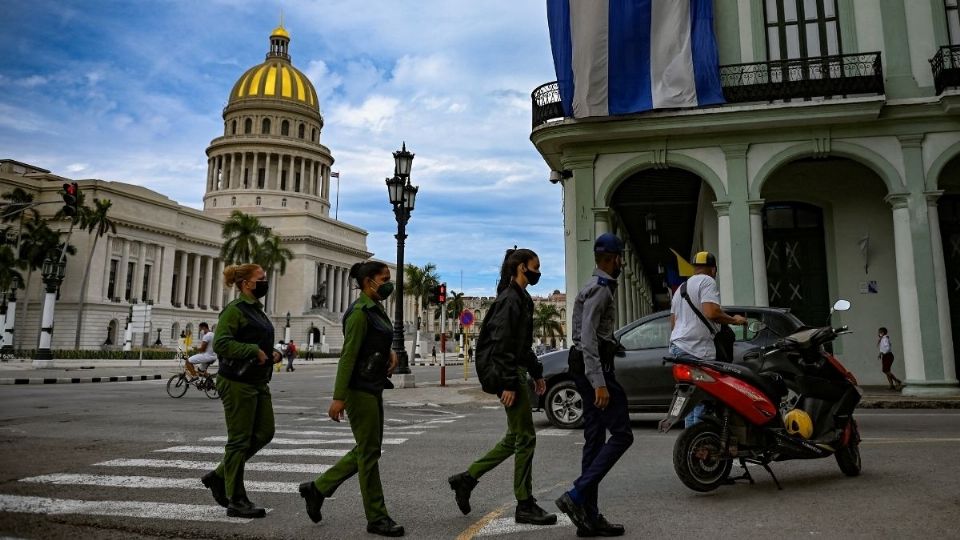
{"left": 166, "top": 350, "right": 219, "bottom": 399}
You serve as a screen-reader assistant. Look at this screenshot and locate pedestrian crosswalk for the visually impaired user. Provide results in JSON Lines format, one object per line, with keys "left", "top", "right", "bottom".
{"left": 0, "top": 403, "right": 465, "bottom": 527}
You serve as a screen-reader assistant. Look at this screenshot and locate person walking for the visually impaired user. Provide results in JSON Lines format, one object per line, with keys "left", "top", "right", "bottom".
{"left": 555, "top": 234, "right": 632, "bottom": 537}
{"left": 668, "top": 251, "right": 746, "bottom": 427}
{"left": 285, "top": 339, "right": 298, "bottom": 372}
{"left": 448, "top": 248, "right": 557, "bottom": 527}
{"left": 201, "top": 263, "right": 282, "bottom": 519}
{"left": 878, "top": 327, "right": 904, "bottom": 391}
{"left": 298, "top": 260, "right": 404, "bottom": 537}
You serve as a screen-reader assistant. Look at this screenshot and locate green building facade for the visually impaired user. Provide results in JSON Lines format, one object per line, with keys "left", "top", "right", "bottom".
{"left": 531, "top": 0, "right": 960, "bottom": 394}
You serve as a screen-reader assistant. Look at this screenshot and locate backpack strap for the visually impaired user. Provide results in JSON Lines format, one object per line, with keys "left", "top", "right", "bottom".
{"left": 680, "top": 281, "right": 716, "bottom": 336}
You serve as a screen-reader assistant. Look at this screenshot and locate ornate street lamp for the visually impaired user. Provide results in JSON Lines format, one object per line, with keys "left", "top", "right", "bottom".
{"left": 387, "top": 142, "right": 418, "bottom": 381}
{"left": 34, "top": 256, "right": 67, "bottom": 363}
{"left": 285, "top": 311, "right": 291, "bottom": 342}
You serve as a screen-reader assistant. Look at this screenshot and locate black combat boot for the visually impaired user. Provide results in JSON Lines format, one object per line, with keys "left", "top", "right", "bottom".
{"left": 515, "top": 497, "right": 558, "bottom": 525}
{"left": 366, "top": 516, "right": 405, "bottom": 537}
{"left": 226, "top": 495, "right": 266, "bottom": 519}
{"left": 577, "top": 514, "right": 625, "bottom": 537}
{"left": 556, "top": 492, "right": 595, "bottom": 536}
{"left": 298, "top": 481, "right": 325, "bottom": 523}
{"left": 447, "top": 472, "right": 478, "bottom": 515}
{"left": 200, "top": 470, "right": 228, "bottom": 508}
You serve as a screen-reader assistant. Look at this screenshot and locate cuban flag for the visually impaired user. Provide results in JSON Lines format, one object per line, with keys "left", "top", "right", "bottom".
{"left": 547, "top": 0, "right": 725, "bottom": 118}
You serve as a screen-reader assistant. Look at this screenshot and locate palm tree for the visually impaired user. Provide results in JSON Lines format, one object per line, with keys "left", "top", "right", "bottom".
{"left": 532, "top": 303, "right": 564, "bottom": 344}
{"left": 17, "top": 220, "right": 76, "bottom": 340}
{"left": 220, "top": 211, "right": 269, "bottom": 264}
{"left": 254, "top": 232, "right": 293, "bottom": 313}
{"left": 0, "top": 245, "right": 23, "bottom": 295}
{"left": 445, "top": 291, "right": 466, "bottom": 320}
{"left": 1, "top": 188, "right": 37, "bottom": 225}
{"left": 404, "top": 262, "right": 440, "bottom": 329}
{"left": 73, "top": 198, "right": 117, "bottom": 348}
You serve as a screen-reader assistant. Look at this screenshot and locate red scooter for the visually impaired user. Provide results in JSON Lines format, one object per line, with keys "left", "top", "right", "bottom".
{"left": 659, "top": 300, "right": 862, "bottom": 492}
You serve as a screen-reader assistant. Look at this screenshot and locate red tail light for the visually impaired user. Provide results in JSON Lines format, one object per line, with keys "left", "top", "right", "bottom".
{"left": 673, "top": 364, "right": 693, "bottom": 382}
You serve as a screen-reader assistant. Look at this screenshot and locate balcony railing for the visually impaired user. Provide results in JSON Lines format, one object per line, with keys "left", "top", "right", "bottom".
{"left": 531, "top": 52, "right": 884, "bottom": 129}
{"left": 931, "top": 45, "right": 960, "bottom": 95}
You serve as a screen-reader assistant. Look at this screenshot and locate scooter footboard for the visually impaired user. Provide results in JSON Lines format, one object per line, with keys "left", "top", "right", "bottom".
{"left": 659, "top": 384, "right": 707, "bottom": 433}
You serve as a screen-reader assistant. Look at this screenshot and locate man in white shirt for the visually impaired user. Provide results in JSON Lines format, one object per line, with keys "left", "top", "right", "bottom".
{"left": 669, "top": 252, "right": 746, "bottom": 426}
{"left": 188, "top": 322, "right": 217, "bottom": 373}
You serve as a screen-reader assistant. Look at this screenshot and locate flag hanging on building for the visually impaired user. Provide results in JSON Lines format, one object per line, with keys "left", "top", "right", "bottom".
{"left": 547, "top": 0, "right": 725, "bottom": 119}
{"left": 330, "top": 171, "right": 340, "bottom": 178}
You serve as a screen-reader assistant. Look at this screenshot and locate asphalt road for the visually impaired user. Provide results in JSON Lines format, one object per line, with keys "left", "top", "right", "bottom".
{"left": 0, "top": 364, "right": 958, "bottom": 539}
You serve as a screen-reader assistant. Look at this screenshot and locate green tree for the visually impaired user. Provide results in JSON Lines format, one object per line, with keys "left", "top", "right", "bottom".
{"left": 17, "top": 220, "right": 76, "bottom": 338}
{"left": 404, "top": 262, "right": 440, "bottom": 329}
{"left": 72, "top": 198, "right": 117, "bottom": 348}
{"left": 532, "top": 303, "right": 564, "bottom": 343}
{"left": 220, "top": 210, "right": 269, "bottom": 264}
{"left": 254, "top": 232, "right": 294, "bottom": 312}
{"left": 445, "top": 290, "right": 466, "bottom": 320}
{"left": 0, "top": 244, "right": 23, "bottom": 295}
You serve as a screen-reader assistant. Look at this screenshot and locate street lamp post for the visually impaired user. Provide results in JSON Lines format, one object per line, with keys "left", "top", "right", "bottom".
{"left": 34, "top": 256, "right": 66, "bottom": 365}
{"left": 285, "top": 311, "right": 291, "bottom": 343}
{"left": 1, "top": 275, "right": 22, "bottom": 356}
{"left": 386, "top": 143, "right": 418, "bottom": 385}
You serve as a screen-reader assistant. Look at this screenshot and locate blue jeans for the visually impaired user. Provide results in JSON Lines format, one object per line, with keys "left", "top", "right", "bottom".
{"left": 671, "top": 344, "right": 707, "bottom": 428}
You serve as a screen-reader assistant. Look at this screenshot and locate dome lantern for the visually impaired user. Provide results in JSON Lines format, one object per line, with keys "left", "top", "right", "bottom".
{"left": 268, "top": 25, "right": 291, "bottom": 61}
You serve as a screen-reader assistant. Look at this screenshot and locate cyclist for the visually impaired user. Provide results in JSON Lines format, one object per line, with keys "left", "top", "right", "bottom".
{"left": 186, "top": 322, "right": 217, "bottom": 376}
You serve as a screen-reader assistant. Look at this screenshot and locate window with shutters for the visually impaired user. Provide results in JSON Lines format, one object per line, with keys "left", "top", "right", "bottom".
{"left": 764, "top": 0, "right": 841, "bottom": 60}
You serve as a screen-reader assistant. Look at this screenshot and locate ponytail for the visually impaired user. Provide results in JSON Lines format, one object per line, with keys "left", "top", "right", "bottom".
{"left": 497, "top": 247, "right": 538, "bottom": 294}
{"left": 350, "top": 260, "right": 388, "bottom": 290}
{"left": 223, "top": 263, "right": 261, "bottom": 288}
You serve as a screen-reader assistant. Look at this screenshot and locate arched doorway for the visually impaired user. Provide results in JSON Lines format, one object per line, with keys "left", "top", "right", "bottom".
{"left": 609, "top": 167, "right": 720, "bottom": 310}
{"left": 309, "top": 326, "right": 321, "bottom": 347}
{"left": 762, "top": 202, "right": 829, "bottom": 326}
{"left": 106, "top": 319, "right": 119, "bottom": 346}
{"left": 937, "top": 154, "right": 960, "bottom": 376}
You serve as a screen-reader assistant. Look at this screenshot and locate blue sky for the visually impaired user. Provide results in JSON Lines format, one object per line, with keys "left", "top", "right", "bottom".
{"left": 0, "top": 0, "right": 564, "bottom": 297}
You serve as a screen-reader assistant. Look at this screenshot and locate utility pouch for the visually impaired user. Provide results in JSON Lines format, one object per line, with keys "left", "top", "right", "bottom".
{"left": 359, "top": 352, "right": 386, "bottom": 382}
{"left": 568, "top": 347, "right": 585, "bottom": 376}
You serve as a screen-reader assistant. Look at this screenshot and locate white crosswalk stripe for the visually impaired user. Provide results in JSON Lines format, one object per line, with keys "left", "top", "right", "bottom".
{"left": 94, "top": 458, "right": 330, "bottom": 474}
{"left": 20, "top": 473, "right": 299, "bottom": 493}
{"left": 476, "top": 515, "right": 572, "bottom": 536}
{"left": 275, "top": 429, "right": 424, "bottom": 436}
{"left": 155, "top": 445, "right": 349, "bottom": 457}
{"left": 200, "top": 436, "right": 408, "bottom": 445}
{"left": 0, "top": 494, "right": 259, "bottom": 523}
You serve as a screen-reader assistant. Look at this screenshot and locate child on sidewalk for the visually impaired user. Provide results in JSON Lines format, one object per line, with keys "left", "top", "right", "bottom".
{"left": 878, "top": 327, "right": 904, "bottom": 391}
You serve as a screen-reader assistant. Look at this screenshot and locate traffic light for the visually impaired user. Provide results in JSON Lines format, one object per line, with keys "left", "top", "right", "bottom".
{"left": 61, "top": 182, "right": 79, "bottom": 217}
{"left": 437, "top": 283, "right": 447, "bottom": 304}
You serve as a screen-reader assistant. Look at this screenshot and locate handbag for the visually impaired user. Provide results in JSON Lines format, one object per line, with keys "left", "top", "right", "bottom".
{"left": 680, "top": 281, "right": 735, "bottom": 363}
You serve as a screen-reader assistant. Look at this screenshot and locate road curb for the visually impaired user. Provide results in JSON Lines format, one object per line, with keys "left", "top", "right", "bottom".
{"left": 858, "top": 399, "right": 960, "bottom": 409}
{"left": 0, "top": 374, "right": 165, "bottom": 385}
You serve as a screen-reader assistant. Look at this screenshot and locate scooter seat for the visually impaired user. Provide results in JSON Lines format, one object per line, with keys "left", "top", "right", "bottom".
{"left": 710, "top": 362, "right": 788, "bottom": 402}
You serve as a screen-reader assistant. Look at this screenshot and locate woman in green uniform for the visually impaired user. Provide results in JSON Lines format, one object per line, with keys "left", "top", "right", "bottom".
{"left": 200, "top": 263, "right": 282, "bottom": 518}
{"left": 448, "top": 248, "right": 556, "bottom": 526}
{"left": 299, "top": 260, "right": 404, "bottom": 537}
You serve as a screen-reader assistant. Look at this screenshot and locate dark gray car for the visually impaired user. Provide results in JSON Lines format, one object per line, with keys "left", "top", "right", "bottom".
{"left": 529, "top": 306, "right": 805, "bottom": 428}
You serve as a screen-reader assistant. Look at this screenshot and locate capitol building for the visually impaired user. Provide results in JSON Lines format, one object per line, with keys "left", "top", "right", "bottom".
{"left": 0, "top": 25, "right": 416, "bottom": 352}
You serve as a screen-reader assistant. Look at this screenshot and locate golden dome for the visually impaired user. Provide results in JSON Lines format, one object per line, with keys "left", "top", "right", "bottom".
{"left": 228, "top": 28, "right": 319, "bottom": 110}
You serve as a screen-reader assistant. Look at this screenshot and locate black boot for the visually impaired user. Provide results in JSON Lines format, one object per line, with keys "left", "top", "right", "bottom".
{"left": 200, "top": 470, "right": 228, "bottom": 508}
{"left": 515, "top": 497, "right": 558, "bottom": 525}
{"left": 577, "top": 514, "right": 625, "bottom": 537}
{"left": 298, "top": 481, "right": 325, "bottom": 523}
{"left": 448, "top": 472, "right": 478, "bottom": 515}
{"left": 226, "top": 495, "right": 266, "bottom": 519}
{"left": 555, "top": 492, "right": 594, "bottom": 536}
{"left": 366, "top": 516, "right": 405, "bottom": 537}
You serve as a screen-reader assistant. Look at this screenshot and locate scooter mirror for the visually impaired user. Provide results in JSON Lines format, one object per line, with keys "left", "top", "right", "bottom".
{"left": 832, "top": 299, "right": 851, "bottom": 312}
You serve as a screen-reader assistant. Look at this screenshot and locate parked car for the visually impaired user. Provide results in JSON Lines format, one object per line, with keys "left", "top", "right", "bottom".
{"left": 528, "top": 306, "right": 805, "bottom": 429}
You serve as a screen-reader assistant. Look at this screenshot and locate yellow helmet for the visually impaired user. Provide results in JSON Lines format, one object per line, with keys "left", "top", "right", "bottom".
{"left": 784, "top": 409, "right": 814, "bottom": 439}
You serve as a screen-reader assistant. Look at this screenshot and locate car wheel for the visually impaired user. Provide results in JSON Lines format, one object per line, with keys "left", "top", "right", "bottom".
{"left": 544, "top": 380, "right": 584, "bottom": 429}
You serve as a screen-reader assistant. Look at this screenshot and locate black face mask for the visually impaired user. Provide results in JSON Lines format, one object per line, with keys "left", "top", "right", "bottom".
{"left": 524, "top": 269, "right": 541, "bottom": 286}
{"left": 251, "top": 280, "right": 269, "bottom": 299}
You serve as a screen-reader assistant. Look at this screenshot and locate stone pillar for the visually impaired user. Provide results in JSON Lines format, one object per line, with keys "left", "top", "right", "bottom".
{"left": 189, "top": 253, "right": 200, "bottom": 307}
{"left": 117, "top": 239, "right": 130, "bottom": 301}
{"left": 341, "top": 267, "right": 351, "bottom": 312}
{"left": 101, "top": 235, "right": 114, "bottom": 299}
{"left": 202, "top": 255, "right": 213, "bottom": 309}
{"left": 299, "top": 156, "right": 306, "bottom": 193}
{"left": 265, "top": 153, "right": 274, "bottom": 190}
{"left": 748, "top": 199, "right": 769, "bottom": 306}
{"left": 326, "top": 264, "right": 335, "bottom": 310}
{"left": 276, "top": 153, "right": 284, "bottom": 190}
{"left": 239, "top": 152, "right": 247, "bottom": 189}
{"left": 214, "top": 259, "right": 224, "bottom": 310}
{"left": 177, "top": 250, "right": 188, "bottom": 306}
{"left": 926, "top": 192, "right": 957, "bottom": 385}
{"left": 132, "top": 241, "right": 146, "bottom": 302}
{"left": 713, "top": 202, "right": 734, "bottom": 302}
{"left": 332, "top": 266, "right": 342, "bottom": 313}
{"left": 252, "top": 152, "right": 259, "bottom": 189}
{"left": 721, "top": 144, "right": 755, "bottom": 305}
{"left": 206, "top": 158, "right": 213, "bottom": 192}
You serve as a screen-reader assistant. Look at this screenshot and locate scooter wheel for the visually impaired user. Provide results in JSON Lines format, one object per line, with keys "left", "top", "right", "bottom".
{"left": 673, "top": 422, "right": 734, "bottom": 492}
{"left": 835, "top": 444, "right": 861, "bottom": 476}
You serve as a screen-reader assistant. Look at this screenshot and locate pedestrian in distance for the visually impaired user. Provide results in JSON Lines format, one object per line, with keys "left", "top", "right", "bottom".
{"left": 449, "top": 248, "right": 557, "bottom": 527}
{"left": 555, "top": 233, "right": 633, "bottom": 537}
{"left": 878, "top": 327, "right": 904, "bottom": 391}
{"left": 201, "top": 263, "right": 283, "bottom": 519}
{"left": 668, "top": 251, "right": 746, "bottom": 427}
{"left": 299, "top": 260, "right": 404, "bottom": 537}
{"left": 286, "top": 339, "right": 298, "bottom": 372}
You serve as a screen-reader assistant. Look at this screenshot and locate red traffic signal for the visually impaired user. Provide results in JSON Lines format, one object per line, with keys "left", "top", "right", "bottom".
{"left": 437, "top": 283, "right": 447, "bottom": 304}
{"left": 61, "top": 182, "right": 79, "bottom": 217}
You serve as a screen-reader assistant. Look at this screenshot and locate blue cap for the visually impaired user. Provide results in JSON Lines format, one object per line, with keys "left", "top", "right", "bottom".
{"left": 594, "top": 233, "right": 624, "bottom": 254}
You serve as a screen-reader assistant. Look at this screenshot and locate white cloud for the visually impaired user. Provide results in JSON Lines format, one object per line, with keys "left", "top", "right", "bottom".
{"left": 328, "top": 95, "right": 400, "bottom": 132}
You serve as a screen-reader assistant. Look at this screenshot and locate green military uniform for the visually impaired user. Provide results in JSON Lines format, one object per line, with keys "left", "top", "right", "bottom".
{"left": 312, "top": 292, "right": 394, "bottom": 524}
{"left": 467, "top": 366, "right": 536, "bottom": 500}
{"left": 212, "top": 294, "right": 276, "bottom": 501}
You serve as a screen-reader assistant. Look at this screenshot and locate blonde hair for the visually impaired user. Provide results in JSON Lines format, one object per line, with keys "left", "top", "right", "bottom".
{"left": 223, "top": 263, "right": 261, "bottom": 288}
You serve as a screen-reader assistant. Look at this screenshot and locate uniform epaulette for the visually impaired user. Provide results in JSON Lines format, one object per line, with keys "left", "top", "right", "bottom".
{"left": 596, "top": 276, "right": 612, "bottom": 287}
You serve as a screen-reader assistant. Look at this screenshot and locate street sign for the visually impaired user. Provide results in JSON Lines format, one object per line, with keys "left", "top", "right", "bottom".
{"left": 459, "top": 310, "right": 474, "bottom": 327}
{"left": 131, "top": 304, "right": 152, "bottom": 334}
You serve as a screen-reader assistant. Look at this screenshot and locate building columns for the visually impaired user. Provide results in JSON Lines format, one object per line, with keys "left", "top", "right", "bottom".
{"left": 214, "top": 259, "right": 225, "bottom": 310}
{"left": 177, "top": 251, "right": 188, "bottom": 306}
{"left": 117, "top": 239, "right": 131, "bottom": 301}
{"left": 252, "top": 152, "right": 260, "bottom": 188}
{"left": 101, "top": 236, "right": 114, "bottom": 300}
{"left": 190, "top": 253, "right": 201, "bottom": 307}
{"left": 748, "top": 200, "right": 769, "bottom": 306}
{"left": 927, "top": 192, "right": 957, "bottom": 386}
